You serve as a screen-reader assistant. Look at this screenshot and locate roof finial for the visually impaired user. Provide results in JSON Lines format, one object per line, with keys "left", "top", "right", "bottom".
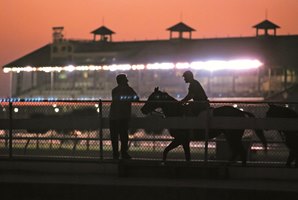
{"left": 180, "top": 11, "right": 183, "bottom": 22}
{"left": 102, "top": 17, "right": 105, "bottom": 25}
{"left": 265, "top": 9, "right": 268, "bottom": 19}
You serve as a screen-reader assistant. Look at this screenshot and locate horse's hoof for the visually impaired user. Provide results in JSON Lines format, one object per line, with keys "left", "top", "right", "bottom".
{"left": 285, "top": 164, "right": 291, "bottom": 168}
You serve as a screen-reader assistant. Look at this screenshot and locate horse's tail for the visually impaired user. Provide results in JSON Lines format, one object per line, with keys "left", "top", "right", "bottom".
{"left": 243, "top": 111, "right": 268, "bottom": 152}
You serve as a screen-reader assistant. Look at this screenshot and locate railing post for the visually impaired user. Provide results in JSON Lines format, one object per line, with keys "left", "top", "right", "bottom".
{"left": 99, "top": 99, "right": 103, "bottom": 160}
{"left": 9, "top": 102, "right": 13, "bottom": 159}
{"left": 204, "top": 106, "right": 210, "bottom": 164}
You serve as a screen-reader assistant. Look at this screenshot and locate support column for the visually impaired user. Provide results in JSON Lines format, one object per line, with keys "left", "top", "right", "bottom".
{"left": 15, "top": 72, "right": 22, "bottom": 96}
{"left": 50, "top": 71, "right": 54, "bottom": 96}
{"left": 232, "top": 73, "right": 236, "bottom": 94}
{"left": 268, "top": 68, "right": 272, "bottom": 97}
{"left": 207, "top": 72, "right": 211, "bottom": 95}
{"left": 284, "top": 68, "right": 288, "bottom": 90}
{"left": 257, "top": 68, "right": 261, "bottom": 94}
{"left": 9, "top": 72, "right": 13, "bottom": 98}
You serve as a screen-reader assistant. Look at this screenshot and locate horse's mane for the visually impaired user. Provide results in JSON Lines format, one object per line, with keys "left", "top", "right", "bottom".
{"left": 163, "top": 92, "right": 178, "bottom": 102}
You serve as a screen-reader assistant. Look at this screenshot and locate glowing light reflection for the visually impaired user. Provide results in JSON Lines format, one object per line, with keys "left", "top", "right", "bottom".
{"left": 147, "top": 63, "right": 175, "bottom": 70}
{"left": 3, "top": 59, "right": 263, "bottom": 73}
{"left": 175, "top": 62, "right": 190, "bottom": 69}
{"left": 132, "top": 64, "right": 145, "bottom": 70}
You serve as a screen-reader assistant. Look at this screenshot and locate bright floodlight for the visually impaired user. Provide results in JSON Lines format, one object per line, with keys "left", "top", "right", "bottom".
{"left": 3, "top": 59, "right": 262, "bottom": 73}
{"left": 191, "top": 59, "right": 263, "bottom": 71}
{"left": 147, "top": 63, "right": 175, "bottom": 70}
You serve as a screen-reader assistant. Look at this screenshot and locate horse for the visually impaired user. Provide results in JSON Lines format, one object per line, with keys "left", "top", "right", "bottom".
{"left": 266, "top": 104, "right": 298, "bottom": 167}
{"left": 141, "top": 87, "right": 267, "bottom": 165}
{"left": 25, "top": 107, "right": 99, "bottom": 153}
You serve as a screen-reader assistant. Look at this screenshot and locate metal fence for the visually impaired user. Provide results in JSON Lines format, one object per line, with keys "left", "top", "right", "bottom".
{"left": 0, "top": 100, "right": 297, "bottom": 167}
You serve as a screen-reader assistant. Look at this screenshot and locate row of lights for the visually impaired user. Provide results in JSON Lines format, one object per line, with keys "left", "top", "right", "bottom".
{"left": 7, "top": 103, "right": 240, "bottom": 113}
{"left": 2, "top": 103, "right": 290, "bottom": 113}
{"left": 6, "top": 103, "right": 101, "bottom": 113}
{"left": 0, "top": 98, "right": 58, "bottom": 102}
{"left": 0, "top": 96, "right": 138, "bottom": 102}
{"left": 0, "top": 97, "right": 103, "bottom": 102}
{"left": 3, "top": 59, "right": 263, "bottom": 73}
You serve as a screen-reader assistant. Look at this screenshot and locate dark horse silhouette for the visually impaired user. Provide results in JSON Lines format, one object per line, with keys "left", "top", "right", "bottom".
{"left": 266, "top": 104, "right": 298, "bottom": 167}
{"left": 141, "top": 87, "right": 267, "bottom": 165}
{"left": 25, "top": 107, "right": 99, "bottom": 152}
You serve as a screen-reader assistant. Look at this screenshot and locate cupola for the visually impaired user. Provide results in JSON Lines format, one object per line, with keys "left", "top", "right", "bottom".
{"left": 167, "top": 22, "right": 196, "bottom": 40}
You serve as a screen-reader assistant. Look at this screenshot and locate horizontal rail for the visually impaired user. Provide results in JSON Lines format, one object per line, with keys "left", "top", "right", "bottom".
{"left": 0, "top": 116, "right": 297, "bottom": 131}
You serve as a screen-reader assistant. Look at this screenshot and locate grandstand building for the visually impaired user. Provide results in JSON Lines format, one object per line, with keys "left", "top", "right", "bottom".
{"left": 3, "top": 19, "right": 298, "bottom": 100}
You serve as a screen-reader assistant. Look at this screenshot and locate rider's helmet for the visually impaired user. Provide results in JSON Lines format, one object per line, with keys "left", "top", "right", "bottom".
{"left": 182, "top": 70, "right": 194, "bottom": 79}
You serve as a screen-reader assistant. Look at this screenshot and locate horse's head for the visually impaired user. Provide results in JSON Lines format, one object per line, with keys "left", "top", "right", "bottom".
{"left": 141, "top": 87, "right": 172, "bottom": 115}
{"left": 266, "top": 104, "right": 297, "bottom": 118}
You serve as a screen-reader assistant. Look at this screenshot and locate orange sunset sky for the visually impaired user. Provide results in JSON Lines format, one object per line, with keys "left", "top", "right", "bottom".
{"left": 0, "top": 0, "right": 298, "bottom": 97}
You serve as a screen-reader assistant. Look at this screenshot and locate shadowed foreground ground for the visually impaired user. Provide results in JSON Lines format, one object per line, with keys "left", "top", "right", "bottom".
{"left": 0, "top": 159, "right": 298, "bottom": 200}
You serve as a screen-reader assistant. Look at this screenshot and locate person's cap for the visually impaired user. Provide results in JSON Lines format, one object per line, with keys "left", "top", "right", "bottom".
{"left": 116, "top": 74, "right": 128, "bottom": 83}
{"left": 182, "top": 70, "right": 193, "bottom": 78}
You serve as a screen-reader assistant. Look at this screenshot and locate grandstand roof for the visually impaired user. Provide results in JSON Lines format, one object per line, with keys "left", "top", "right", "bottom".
{"left": 3, "top": 35, "right": 298, "bottom": 69}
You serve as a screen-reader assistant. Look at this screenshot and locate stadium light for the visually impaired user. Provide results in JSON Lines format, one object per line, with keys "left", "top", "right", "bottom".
{"left": 3, "top": 59, "right": 263, "bottom": 73}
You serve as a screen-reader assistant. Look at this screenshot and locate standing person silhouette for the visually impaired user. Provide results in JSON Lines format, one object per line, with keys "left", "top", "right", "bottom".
{"left": 109, "top": 74, "right": 139, "bottom": 159}
{"left": 181, "top": 70, "right": 209, "bottom": 115}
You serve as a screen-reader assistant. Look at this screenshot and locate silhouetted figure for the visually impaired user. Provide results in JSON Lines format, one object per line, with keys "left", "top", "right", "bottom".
{"left": 109, "top": 74, "right": 139, "bottom": 159}
{"left": 266, "top": 104, "right": 298, "bottom": 167}
{"left": 181, "top": 70, "right": 209, "bottom": 115}
{"left": 141, "top": 87, "right": 267, "bottom": 165}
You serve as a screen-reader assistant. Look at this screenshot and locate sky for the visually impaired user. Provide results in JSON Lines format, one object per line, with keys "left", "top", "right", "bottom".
{"left": 0, "top": 0, "right": 298, "bottom": 97}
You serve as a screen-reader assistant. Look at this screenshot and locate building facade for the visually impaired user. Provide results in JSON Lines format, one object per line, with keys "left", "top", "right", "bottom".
{"left": 3, "top": 20, "right": 298, "bottom": 101}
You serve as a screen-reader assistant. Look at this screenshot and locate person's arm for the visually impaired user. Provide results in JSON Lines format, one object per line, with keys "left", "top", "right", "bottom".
{"left": 181, "top": 85, "right": 193, "bottom": 103}
{"left": 181, "top": 93, "right": 193, "bottom": 103}
{"left": 111, "top": 89, "right": 116, "bottom": 100}
{"left": 130, "top": 88, "right": 139, "bottom": 101}
{"left": 112, "top": 88, "right": 121, "bottom": 101}
{"left": 124, "top": 87, "right": 139, "bottom": 101}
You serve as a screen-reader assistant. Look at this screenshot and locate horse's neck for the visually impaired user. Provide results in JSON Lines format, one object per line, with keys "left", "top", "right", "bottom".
{"left": 162, "top": 100, "right": 181, "bottom": 117}
{"left": 276, "top": 107, "right": 298, "bottom": 118}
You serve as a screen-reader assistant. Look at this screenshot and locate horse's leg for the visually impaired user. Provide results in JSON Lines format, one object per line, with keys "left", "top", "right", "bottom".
{"left": 24, "top": 138, "right": 31, "bottom": 154}
{"left": 59, "top": 131, "right": 65, "bottom": 149}
{"left": 227, "top": 142, "right": 238, "bottom": 162}
{"left": 285, "top": 137, "right": 296, "bottom": 167}
{"left": 49, "top": 130, "right": 53, "bottom": 150}
{"left": 229, "top": 143, "right": 246, "bottom": 166}
{"left": 294, "top": 150, "right": 298, "bottom": 168}
{"left": 71, "top": 131, "right": 78, "bottom": 154}
{"left": 226, "top": 131, "right": 247, "bottom": 166}
{"left": 238, "top": 143, "right": 247, "bottom": 166}
{"left": 59, "top": 139, "right": 63, "bottom": 149}
{"left": 36, "top": 133, "right": 40, "bottom": 149}
{"left": 86, "top": 131, "right": 90, "bottom": 151}
{"left": 5, "top": 130, "right": 8, "bottom": 148}
{"left": 286, "top": 150, "right": 295, "bottom": 168}
{"left": 182, "top": 140, "right": 191, "bottom": 161}
{"left": 224, "top": 133, "right": 237, "bottom": 162}
{"left": 163, "top": 139, "right": 181, "bottom": 161}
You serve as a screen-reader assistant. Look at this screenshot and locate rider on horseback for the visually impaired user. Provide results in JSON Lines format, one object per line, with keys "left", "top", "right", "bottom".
{"left": 181, "top": 70, "right": 210, "bottom": 116}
